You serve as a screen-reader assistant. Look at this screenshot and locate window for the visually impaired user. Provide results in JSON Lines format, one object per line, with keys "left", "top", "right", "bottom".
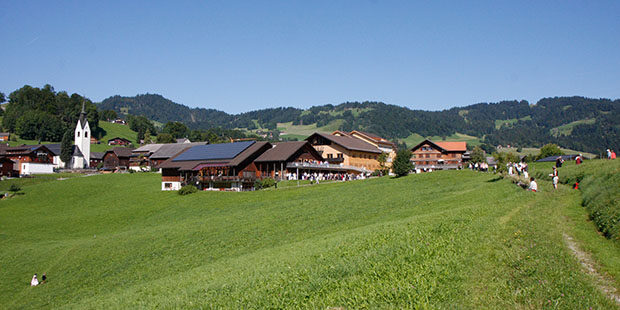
{"left": 85, "top": 131, "right": 88, "bottom": 138}
{"left": 164, "top": 183, "right": 172, "bottom": 188}
{"left": 77, "top": 132, "right": 80, "bottom": 137}
{"left": 327, "top": 154, "right": 333, "bottom": 159}
{"left": 337, "top": 153, "right": 343, "bottom": 159}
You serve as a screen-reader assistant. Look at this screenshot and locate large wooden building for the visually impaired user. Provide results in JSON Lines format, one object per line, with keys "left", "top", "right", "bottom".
{"left": 306, "top": 132, "right": 382, "bottom": 172}
{"left": 0, "top": 145, "right": 55, "bottom": 175}
{"left": 339, "top": 130, "right": 397, "bottom": 167}
{"left": 254, "top": 141, "right": 324, "bottom": 180}
{"left": 158, "top": 141, "right": 272, "bottom": 191}
{"left": 410, "top": 140, "right": 467, "bottom": 170}
{"left": 102, "top": 147, "right": 134, "bottom": 170}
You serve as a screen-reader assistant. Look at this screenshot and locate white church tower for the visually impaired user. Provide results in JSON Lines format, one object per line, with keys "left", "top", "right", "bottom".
{"left": 74, "top": 102, "right": 91, "bottom": 168}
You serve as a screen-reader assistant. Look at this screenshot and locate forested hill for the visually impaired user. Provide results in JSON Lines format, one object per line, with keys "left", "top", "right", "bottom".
{"left": 98, "top": 94, "right": 619, "bottom": 153}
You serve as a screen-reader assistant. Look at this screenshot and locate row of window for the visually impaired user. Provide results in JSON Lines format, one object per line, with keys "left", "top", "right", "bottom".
{"left": 412, "top": 153, "right": 458, "bottom": 158}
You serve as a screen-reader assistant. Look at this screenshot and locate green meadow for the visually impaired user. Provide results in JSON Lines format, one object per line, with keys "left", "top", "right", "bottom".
{"left": 0, "top": 161, "right": 619, "bottom": 308}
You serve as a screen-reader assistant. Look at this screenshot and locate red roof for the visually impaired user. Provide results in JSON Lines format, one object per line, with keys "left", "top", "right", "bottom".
{"left": 435, "top": 141, "right": 467, "bottom": 152}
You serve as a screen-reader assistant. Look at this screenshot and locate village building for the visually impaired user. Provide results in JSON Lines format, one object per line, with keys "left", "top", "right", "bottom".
{"left": 0, "top": 157, "right": 17, "bottom": 177}
{"left": 0, "top": 133, "right": 9, "bottom": 142}
{"left": 73, "top": 103, "right": 91, "bottom": 168}
{"left": 107, "top": 137, "right": 132, "bottom": 146}
{"left": 102, "top": 147, "right": 134, "bottom": 171}
{"left": 340, "top": 130, "right": 397, "bottom": 167}
{"left": 45, "top": 144, "right": 86, "bottom": 169}
{"left": 90, "top": 152, "right": 105, "bottom": 168}
{"left": 254, "top": 141, "right": 324, "bottom": 180}
{"left": 410, "top": 139, "right": 467, "bottom": 170}
{"left": 176, "top": 138, "right": 191, "bottom": 144}
{"left": 158, "top": 141, "right": 271, "bottom": 191}
{"left": 306, "top": 132, "right": 382, "bottom": 172}
{"left": 0, "top": 145, "right": 55, "bottom": 175}
{"left": 129, "top": 144, "right": 165, "bottom": 171}
{"left": 148, "top": 142, "right": 207, "bottom": 168}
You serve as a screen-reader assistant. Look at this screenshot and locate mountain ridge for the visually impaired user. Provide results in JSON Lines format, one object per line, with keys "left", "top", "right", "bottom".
{"left": 97, "top": 94, "right": 619, "bottom": 153}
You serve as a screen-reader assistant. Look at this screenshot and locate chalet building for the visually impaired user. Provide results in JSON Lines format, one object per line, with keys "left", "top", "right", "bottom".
{"left": 410, "top": 140, "right": 467, "bottom": 170}
{"left": 107, "top": 137, "right": 132, "bottom": 146}
{"left": 90, "top": 152, "right": 105, "bottom": 168}
{"left": 306, "top": 132, "right": 382, "bottom": 172}
{"left": 254, "top": 141, "right": 324, "bottom": 180}
{"left": 176, "top": 138, "right": 191, "bottom": 144}
{"left": 337, "top": 130, "right": 397, "bottom": 167}
{"left": 158, "top": 141, "right": 272, "bottom": 191}
{"left": 102, "top": 147, "right": 134, "bottom": 170}
{"left": 0, "top": 157, "right": 17, "bottom": 177}
{"left": 149, "top": 142, "right": 207, "bottom": 168}
{"left": 129, "top": 144, "right": 165, "bottom": 171}
{"left": 0, "top": 145, "right": 55, "bottom": 175}
{"left": 0, "top": 133, "right": 9, "bottom": 142}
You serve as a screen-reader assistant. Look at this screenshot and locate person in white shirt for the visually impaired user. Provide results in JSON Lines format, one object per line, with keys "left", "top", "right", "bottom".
{"left": 528, "top": 177, "right": 538, "bottom": 192}
{"left": 30, "top": 274, "right": 39, "bottom": 286}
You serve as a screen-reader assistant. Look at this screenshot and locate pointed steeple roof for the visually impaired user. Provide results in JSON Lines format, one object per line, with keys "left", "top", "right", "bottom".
{"left": 79, "top": 101, "right": 88, "bottom": 129}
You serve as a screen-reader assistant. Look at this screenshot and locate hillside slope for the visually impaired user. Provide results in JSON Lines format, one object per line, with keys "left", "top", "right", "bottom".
{"left": 0, "top": 170, "right": 618, "bottom": 308}
{"left": 98, "top": 95, "right": 619, "bottom": 153}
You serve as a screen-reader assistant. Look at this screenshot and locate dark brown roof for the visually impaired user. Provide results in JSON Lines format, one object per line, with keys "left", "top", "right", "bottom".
{"left": 158, "top": 141, "right": 272, "bottom": 171}
{"left": 306, "top": 132, "right": 382, "bottom": 154}
{"left": 90, "top": 152, "right": 105, "bottom": 160}
{"left": 105, "top": 147, "right": 134, "bottom": 158}
{"left": 0, "top": 145, "right": 53, "bottom": 156}
{"left": 255, "top": 141, "right": 322, "bottom": 162}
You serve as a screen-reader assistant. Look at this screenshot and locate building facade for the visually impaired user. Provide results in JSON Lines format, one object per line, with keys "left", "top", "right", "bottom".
{"left": 410, "top": 140, "right": 467, "bottom": 170}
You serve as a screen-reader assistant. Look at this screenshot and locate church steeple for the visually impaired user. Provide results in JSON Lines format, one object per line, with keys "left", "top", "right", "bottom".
{"left": 79, "top": 101, "right": 87, "bottom": 129}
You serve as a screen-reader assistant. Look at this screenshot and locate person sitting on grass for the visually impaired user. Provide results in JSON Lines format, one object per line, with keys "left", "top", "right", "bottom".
{"left": 41, "top": 273, "right": 47, "bottom": 284}
{"left": 30, "top": 274, "right": 39, "bottom": 286}
{"left": 528, "top": 177, "right": 538, "bottom": 192}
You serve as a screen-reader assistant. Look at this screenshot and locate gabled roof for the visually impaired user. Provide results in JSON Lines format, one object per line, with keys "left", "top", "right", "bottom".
{"left": 133, "top": 143, "right": 164, "bottom": 153}
{"left": 411, "top": 139, "right": 467, "bottom": 153}
{"left": 158, "top": 141, "right": 271, "bottom": 171}
{"left": 104, "top": 147, "right": 134, "bottom": 158}
{"left": 306, "top": 132, "right": 382, "bottom": 154}
{"left": 72, "top": 145, "right": 83, "bottom": 157}
{"left": 45, "top": 144, "right": 62, "bottom": 156}
{"left": 0, "top": 144, "right": 54, "bottom": 156}
{"left": 149, "top": 142, "right": 207, "bottom": 159}
{"left": 350, "top": 130, "right": 397, "bottom": 147}
{"left": 255, "top": 141, "right": 323, "bottom": 162}
{"left": 107, "top": 137, "right": 131, "bottom": 143}
{"left": 435, "top": 141, "right": 467, "bottom": 152}
{"left": 90, "top": 152, "right": 105, "bottom": 160}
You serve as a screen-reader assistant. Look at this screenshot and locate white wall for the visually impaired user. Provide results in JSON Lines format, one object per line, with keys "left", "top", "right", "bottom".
{"left": 21, "top": 163, "right": 54, "bottom": 175}
{"left": 161, "top": 181, "right": 181, "bottom": 191}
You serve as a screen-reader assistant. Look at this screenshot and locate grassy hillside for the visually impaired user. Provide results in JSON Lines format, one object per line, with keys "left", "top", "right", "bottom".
{"left": 91, "top": 121, "right": 138, "bottom": 152}
{"left": 1, "top": 168, "right": 618, "bottom": 308}
{"left": 6, "top": 121, "right": 137, "bottom": 153}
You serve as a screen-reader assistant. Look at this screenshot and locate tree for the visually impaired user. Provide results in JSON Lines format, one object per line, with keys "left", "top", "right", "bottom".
{"left": 377, "top": 152, "right": 388, "bottom": 173}
{"left": 392, "top": 149, "right": 413, "bottom": 177}
{"left": 156, "top": 133, "right": 175, "bottom": 144}
{"left": 127, "top": 115, "right": 156, "bottom": 141}
{"left": 0, "top": 91, "right": 5, "bottom": 103}
{"left": 537, "top": 143, "right": 564, "bottom": 160}
{"left": 470, "top": 146, "right": 485, "bottom": 163}
{"left": 163, "top": 121, "right": 190, "bottom": 139}
{"left": 143, "top": 129, "right": 153, "bottom": 144}
{"left": 99, "top": 109, "right": 118, "bottom": 121}
{"left": 60, "top": 130, "right": 73, "bottom": 168}
{"left": 15, "top": 110, "right": 65, "bottom": 141}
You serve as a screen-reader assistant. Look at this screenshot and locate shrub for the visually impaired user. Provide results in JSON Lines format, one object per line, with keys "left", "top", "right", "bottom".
{"left": 8, "top": 184, "right": 21, "bottom": 193}
{"left": 536, "top": 143, "right": 564, "bottom": 160}
{"left": 255, "top": 178, "right": 276, "bottom": 190}
{"left": 178, "top": 185, "right": 198, "bottom": 195}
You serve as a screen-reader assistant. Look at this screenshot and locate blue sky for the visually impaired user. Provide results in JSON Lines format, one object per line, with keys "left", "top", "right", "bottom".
{"left": 1, "top": 1, "right": 619, "bottom": 113}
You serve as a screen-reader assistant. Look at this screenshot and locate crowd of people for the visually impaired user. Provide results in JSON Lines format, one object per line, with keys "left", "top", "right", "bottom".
{"left": 283, "top": 171, "right": 367, "bottom": 182}
{"left": 468, "top": 162, "right": 493, "bottom": 172}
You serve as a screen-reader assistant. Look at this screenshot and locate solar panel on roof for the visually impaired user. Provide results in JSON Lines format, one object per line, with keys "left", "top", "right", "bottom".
{"left": 172, "top": 141, "right": 255, "bottom": 162}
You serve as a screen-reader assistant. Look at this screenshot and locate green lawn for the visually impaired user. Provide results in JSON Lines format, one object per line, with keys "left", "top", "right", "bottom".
{"left": 0, "top": 167, "right": 618, "bottom": 308}
{"left": 498, "top": 147, "right": 597, "bottom": 159}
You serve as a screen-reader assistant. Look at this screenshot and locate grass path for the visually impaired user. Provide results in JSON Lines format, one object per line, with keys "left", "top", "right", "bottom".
{"left": 0, "top": 171, "right": 618, "bottom": 308}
